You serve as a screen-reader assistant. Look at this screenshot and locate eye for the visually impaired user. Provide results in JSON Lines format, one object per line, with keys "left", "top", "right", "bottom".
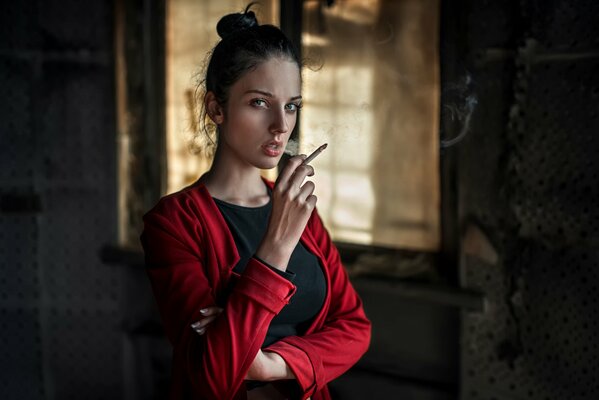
{"left": 251, "top": 98, "right": 268, "bottom": 108}
{"left": 285, "top": 102, "right": 302, "bottom": 112}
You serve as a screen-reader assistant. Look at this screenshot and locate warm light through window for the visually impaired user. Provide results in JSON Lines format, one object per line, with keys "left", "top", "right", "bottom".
{"left": 301, "top": 0, "right": 440, "bottom": 250}
{"left": 166, "top": 0, "right": 440, "bottom": 251}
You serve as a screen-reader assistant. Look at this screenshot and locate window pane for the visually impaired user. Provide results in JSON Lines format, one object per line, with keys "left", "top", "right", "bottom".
{"left": 301, "top": 0, "right": 440, "bottom": 250}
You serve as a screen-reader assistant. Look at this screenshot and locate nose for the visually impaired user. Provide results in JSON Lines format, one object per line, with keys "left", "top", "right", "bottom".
{"left": 270, "top": 108, "right": 289, "bottom": 134}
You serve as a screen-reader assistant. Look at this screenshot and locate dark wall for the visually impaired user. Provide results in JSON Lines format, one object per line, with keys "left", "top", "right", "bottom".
{"left": 0, "top": 1, "right": 122, "bottom": 399}
{"left": 445, "top": 0, "right": 599, "bottom": 398}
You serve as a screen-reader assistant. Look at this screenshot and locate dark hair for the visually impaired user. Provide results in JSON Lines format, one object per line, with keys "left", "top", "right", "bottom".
{"left": 207, "top": 3, "right": 301, "bottom": 104}
{"left": 193, "top": 3, "right": 301, "bottom": 154}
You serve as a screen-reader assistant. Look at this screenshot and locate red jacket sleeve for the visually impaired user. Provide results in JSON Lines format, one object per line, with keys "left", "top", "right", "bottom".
{"left": 264, "top": 209, "right": 372, "bottom": 399}
{"left": 141, "top": 199, "right": 297, "bottom": 399}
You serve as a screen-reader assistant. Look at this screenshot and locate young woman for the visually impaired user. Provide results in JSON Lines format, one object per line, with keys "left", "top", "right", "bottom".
{"left": 141, "top": 5, "right": 371, "bottom": 399}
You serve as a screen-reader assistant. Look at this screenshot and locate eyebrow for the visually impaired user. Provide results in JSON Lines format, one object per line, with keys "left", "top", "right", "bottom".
{"left": 244, "top": 89, "right": 302, "bottom": 101}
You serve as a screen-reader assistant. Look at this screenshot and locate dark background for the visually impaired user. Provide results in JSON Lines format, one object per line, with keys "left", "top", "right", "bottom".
{"left": 1, "top": 0, "right": 598, "bottom": 399}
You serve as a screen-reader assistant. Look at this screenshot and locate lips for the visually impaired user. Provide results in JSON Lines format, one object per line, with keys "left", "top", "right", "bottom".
{"left": 261, "top": 141, "right": 283, "bottom": 157}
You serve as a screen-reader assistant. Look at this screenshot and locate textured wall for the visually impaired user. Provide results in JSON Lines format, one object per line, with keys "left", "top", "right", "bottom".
{"left": 452, "top": 0, "right": 599, "bottom": 398}
{"left": 0, "top": 1, "right": 122, "bottom": 398}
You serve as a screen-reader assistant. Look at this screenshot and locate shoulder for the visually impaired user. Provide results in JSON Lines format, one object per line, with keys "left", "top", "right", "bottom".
{"left": 146, "top": 183, "right": 211, "bottom": 216}
{"left": 140, "top": 184, "right": 218, "bottom": 260}
{"left": 143, "top": 184, "right": 213, "bottom": 231}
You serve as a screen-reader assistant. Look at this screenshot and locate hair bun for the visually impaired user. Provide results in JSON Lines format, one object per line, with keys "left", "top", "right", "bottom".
{"left": 216, "top": 9, "right": 258, "bottom": 39}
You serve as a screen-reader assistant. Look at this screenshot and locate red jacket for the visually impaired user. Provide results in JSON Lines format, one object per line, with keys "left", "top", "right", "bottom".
{"left": 141, "top": 180, "right": 371, "bottom": 400}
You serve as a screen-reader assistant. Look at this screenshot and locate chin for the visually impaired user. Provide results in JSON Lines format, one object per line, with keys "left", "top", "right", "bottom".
{"left": 255, "top": 157, "right": 281, "bottom": 170}
{"left": 257, "top": 162, "right": 279, "bottom": 170}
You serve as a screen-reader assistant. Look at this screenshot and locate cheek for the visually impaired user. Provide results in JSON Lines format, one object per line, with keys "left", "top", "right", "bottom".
{"left": 231, "top": 108, "right": 267, "bottom": 129}
{"left": 287, "top": 113, "right": 298, "bottom": 132}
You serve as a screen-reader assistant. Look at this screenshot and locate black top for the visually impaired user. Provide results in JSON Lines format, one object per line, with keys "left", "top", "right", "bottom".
{"left": 213, "top": 193, "right": 327, "bottom": 347}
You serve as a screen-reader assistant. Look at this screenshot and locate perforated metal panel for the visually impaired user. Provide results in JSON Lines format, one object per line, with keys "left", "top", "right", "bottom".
{"left": 527, "top": 0, "right": 599, "bottom": 52}
{"left": 1, "top": 42, "right": 45, "bottom": 400}
{"left": 510, "top": 55, "right": 599, "bottom": 243}
{"left": 458, "top": 0, "right": 599, "bottom": 399}
{"left": 463, "top": 246, "right": 599, "bottom": 399}
{"left": 1, "top": 1, "right": 121, "bottom": 399}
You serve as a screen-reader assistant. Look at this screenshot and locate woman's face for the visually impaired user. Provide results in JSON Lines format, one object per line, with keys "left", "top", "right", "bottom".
{"left": 217, "top": 56, "right": 302, "bottom": 170}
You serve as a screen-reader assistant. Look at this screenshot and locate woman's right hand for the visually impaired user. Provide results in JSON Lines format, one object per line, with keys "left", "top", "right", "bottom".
{"left": 255, "top": 155, "right": 317, "bottom": 271}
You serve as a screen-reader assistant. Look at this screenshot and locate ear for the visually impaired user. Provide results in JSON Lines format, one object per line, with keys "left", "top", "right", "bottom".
{"left": 205, "top": 91, "right": 224, "bottom": 125}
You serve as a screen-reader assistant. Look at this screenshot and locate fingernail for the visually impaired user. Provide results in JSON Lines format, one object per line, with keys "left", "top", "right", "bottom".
{"left": 200, "top": 308, "right": 207, "bottom": 314}
{"left": 197, "top": 327, "right": 206, "bottom": 335}
{"left": 191, "top": 322, "right": 200, "bottom": 328}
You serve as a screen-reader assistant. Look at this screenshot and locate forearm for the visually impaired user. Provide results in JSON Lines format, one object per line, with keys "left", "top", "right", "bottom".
{"left": 246, "top": 349, "right": 296, "bottom": 381}
{"left": 255, "top": 239, "right": 293, "bottom": 272}
{"left": 147, "top": 252, "right": 295, "bottom": 396}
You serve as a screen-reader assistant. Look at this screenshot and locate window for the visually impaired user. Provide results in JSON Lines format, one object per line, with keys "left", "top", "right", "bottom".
{"left": 165, "top": 0, "right": 440, "bottom": 251}
{"left": 301, "top": 0, "right": 440, "bottom": 250}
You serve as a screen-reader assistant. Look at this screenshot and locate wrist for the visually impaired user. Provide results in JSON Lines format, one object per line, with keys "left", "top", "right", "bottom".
{"left": 262, "top": 351, "right": 295, "bottom": 380}
{"left": 255, "top": 241, "right": 292, "bottom": 271}
{"left": 246, "top": 350, "right": 267, "bottom": 381}
{"left": 246, "top": 350, "right": 295, "bottom": 381}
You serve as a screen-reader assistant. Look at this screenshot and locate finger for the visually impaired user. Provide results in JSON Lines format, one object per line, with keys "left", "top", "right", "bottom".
{"left": 303, "top": 164, "right": 315, "bottom": 177}
{"left": 288, "top": 164, "right": 314, "bottom": 192}
{"left": 297, "top": 180, "right": 315, "bottom": 202}
{"left": 193, "top": 326, "right": 206, "bottom": 335}
{"left": 275, "top": 155, "right": 306, "bottom": 188}
{"left": 275, "top": 155, "right": 306, "bottom": 189}
{"left": 199, "top": 306, "right": 223, "bottom": 316}
{"left": 198, "top": 315, "right": 217, "bottom": 328}
{"left": 191, "top": 313, "right": 221, "bottom": 329}
{"left": 306, "top": 194, "right": 318, "bottom": 209}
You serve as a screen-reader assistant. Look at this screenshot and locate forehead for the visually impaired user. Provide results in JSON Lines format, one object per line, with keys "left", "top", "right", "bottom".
{"left": 233, "top": 57, "right": 301, "bottom": 97}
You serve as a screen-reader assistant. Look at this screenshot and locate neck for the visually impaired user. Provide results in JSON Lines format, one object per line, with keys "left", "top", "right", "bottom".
{"left": 200, "top": 145, "right": 270, "bottom": 207}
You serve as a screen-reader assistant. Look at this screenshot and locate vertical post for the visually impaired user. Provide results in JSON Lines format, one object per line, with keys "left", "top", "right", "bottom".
{"left": 115, "top": 0, "right": 166, "bottom": 248}
{"left": 439, "top": 0, "right": 466, "bottom": 284}
{"left": 278, "top": 0, "right": 303, "bottom": 170}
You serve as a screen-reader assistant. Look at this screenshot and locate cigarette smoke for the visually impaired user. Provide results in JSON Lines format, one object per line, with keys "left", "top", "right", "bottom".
{"left": 284, "top": 137, "right": 328, "bottom": 156}
{"left": 441, "top": 74, "right": 478, "bottom": 148}
{"left": 284, "top": 138, "right": 300, "bottom": 155}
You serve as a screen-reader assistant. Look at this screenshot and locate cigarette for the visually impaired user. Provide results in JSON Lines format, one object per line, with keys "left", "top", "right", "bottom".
{"left": 302, "top": 143, "right": 328, "bottom": 165}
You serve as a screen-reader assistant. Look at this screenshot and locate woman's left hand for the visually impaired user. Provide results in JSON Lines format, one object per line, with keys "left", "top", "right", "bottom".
{"left": 190, "top": 306, "right": 223, "bottom": 335}
{"left": 191, "top": 307, "right": 294, "bottom": 381}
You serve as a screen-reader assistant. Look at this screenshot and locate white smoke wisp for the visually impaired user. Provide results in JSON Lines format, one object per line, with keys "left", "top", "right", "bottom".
{"left": 284, "top": 138, "right": 300, "bottom": 155}
{"left": 284, "top": 138, "right": 327, "bottom": 156}
{"left": 441, "top": 74, "right": 479, "bottom": 148}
